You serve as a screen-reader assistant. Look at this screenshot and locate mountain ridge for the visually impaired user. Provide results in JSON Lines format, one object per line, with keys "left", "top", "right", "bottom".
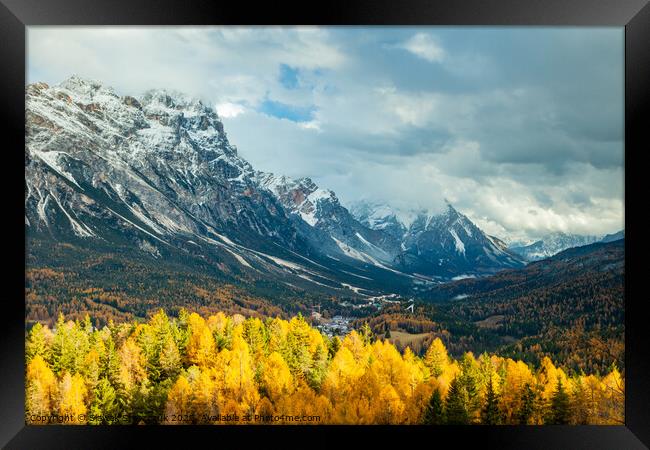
{"left": 509, "top": 230, "right": 625, "bottom": 261}
{"left": 25, "top": 76, "right": 527, "bottom": 301}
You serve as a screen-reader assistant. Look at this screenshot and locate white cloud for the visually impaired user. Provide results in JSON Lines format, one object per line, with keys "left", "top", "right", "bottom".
{"left": 298, "top": 120, "right": 322, "bottom": 131}
{"left": 400, "top": 33, "right": 446, "bottom": 63}
{"left": 215, "top": 102, "right": 246, "bottom": 118}
{"left": 27, "top": 27, "right": 624, "bottom": 242}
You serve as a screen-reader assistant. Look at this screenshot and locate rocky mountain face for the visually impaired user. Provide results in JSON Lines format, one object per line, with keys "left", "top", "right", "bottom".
{"left": 25, "top": 76, "right": 526, "bottom": 300}
{"left": 348, "top": 201, "right": 413, "bottom": 241}
{"left": 350, "top": 200, "right": 524, "bottom": 277}
{"left": 25, "top": 76, "right": 294, "bottom": 250}
{"left": 509, "top": 231, "right": 624, "bottom": 262}
{"left": 257, "top": 176, "right": 401, "bottom": 266}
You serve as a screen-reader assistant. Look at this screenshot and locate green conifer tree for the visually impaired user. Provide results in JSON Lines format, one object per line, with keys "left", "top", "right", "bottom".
{"left": 445, "top": 377, "right": 470, "bottom": 425}
{"left": 459, "top": 354, "right": 481, "bottom": 422}
{"left": 517, "top": 382, "right": 537, "bottom": 425}
{"left": 480, "top": 377, "right": 502, "bottom": 425}
{"left": 26, "top": 322, "right": 49, "bottom": 363}
{"left": 422, "top": 388, "right": 445, "bottom": 425}
{"left": 546, "top": 379, "right": 571, "bottom": 424}
{"left": 307, "top": 343, "right": 328, "bottom": 390}
{"left": 89, "top": 378, "right": 120, "bottom": 424}
{"left": 328, "top": 335, "right": 342, "bottom": 358}
{"left": 359, "top": 322, "right": 374, "bottom": 345}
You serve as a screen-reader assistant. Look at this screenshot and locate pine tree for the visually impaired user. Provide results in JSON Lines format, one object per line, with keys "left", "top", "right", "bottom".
{"left": 445, "top": 377, "right": 470, "bottom": 424}
{"left": 422, "top": 388, "right": 445, "bottom": 424}
{"left": 546, "top": 379, "right": 571, "bottom": 424}
{"left": 307, "top": 343, "right": 328, "bottom": 390}
{"left": 50, "top": 314, "right": 77, "bottom": 375}
{"left": 26, "top": 322, "right": 50, "bottom": 364}
{"left": 516, "top": 382, "right": 537, "bottom": 425}
{"left": 571, "top": 377, "right": 590, "bottom": 424}
{"left": 359, "top": 322, "right": 374, "bottom": 345}
{"left": 101, "top": 333, "right": 121, "bottom": 387}
{"left": 328, "top": 335, "right": 341, "bottom": 358}
{"left": 143, "top": 378, "right": 174, "bottom": 424}
{"left": 459, "top": 353, "right": 481, "bottom": 422}
{"left": 165, "top": 375, "right": 193, "bottom": 423}
{"left": 262, "top": 351, "right": 293, "bottom": 401}
{"left": 424, "top": 338, "right": 448, "bottom": 378}
{"left": 25, "top": 355, "right": 57, "bottom": 421}
{"left": 88, "top": 378, "right": 120, "bottom": 424}
{"left": 481, "top": 377, "right": 502, "bottom": 425}
{"left": 57, "top": 372, "right": 88, "bottom": 423}
{"left": 159, "top": 334, "right": 181, "bottom": 379}
{"left": 284, "top": 316, "right": 312, "bottom": 379}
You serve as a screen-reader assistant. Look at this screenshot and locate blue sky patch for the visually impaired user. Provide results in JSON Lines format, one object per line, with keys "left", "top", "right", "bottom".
{"left": 278, "top": 64, "right": 300, "bottom": 89}
{"left": 259, "top": 98, "right": 315, "bottom": 123}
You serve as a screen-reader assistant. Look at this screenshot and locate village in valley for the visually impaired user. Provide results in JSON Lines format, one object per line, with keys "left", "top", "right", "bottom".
{"left": 309, "top": 294, "right": 415, "bottom": 337}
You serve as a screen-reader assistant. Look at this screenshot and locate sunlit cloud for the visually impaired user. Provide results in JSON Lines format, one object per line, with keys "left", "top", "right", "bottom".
{"left": 216, "top": 102, "right": 247, "bottom": 118}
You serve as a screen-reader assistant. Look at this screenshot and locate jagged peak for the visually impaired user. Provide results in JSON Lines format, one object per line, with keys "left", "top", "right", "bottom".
{"left": 140, "top": 88, "right": 206, "bottom": 110}
{"left": 42, "top": 75, "right": 217, "bottom": 120}
{"left": 295, "top": 177, "right": 319, "bottom": 192}
{"left": 258, "top": 173, "right": 319, "bottom": 195}
{"left": 58, "top": 74, "right": 116, "bottom": 96}
{"left": 443, "top": 199, "right": 460, "bottom": 215}
{"left": 61, "top": 73, "right": 102, "bottom": 87}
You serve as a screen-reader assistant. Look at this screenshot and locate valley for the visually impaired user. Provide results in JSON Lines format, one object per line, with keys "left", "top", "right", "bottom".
{"left": 25, "top": 76, "right": 624, "bottom": 377}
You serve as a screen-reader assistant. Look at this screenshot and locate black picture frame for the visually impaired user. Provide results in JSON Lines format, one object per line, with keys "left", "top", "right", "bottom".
{"left": 1, "top": 0, "right": 648, "bottom": 448}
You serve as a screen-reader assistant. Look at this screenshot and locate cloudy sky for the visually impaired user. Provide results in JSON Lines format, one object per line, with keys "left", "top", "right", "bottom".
{"left": 27, "top": 26, "right": 624, "bottom": 243}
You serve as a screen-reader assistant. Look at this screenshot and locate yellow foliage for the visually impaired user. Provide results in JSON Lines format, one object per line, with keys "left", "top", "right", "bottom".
{"left": 342, "top": 330, "right": 369, "bottom": 364}
{"left": 323, "top": 347, "right": 364, "bottom": 397}
{"left": 207, "top": 311, "right": 228, "bottom": 334}
{"left": 118, "top": 337, "right": 147, "bottom": 391}
{"left": 262, "top": 352, "right": 293, "bottom": 401}
{"left": 25, "top": 310, "right": 625, "bottom": 426}
{"left": 26, "top": 355, "right": 58, "bottom": 422}
{"left": 57, "top": 372, "right": 87, "bottom": 424}
{"left": 164, "top": 375, "right": 192, "bottom": 424}
{"left": 186, "top": 314, "right": 215, "bottom": 367}
{"left": 424, "top": 337, "right": 449, "bottom": 379}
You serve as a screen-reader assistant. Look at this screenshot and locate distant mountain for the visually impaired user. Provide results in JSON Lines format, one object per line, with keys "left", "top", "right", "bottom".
{"left": 348, "top": 200, "right": 415, "bottom": 241}
{"left": 350, "top": 200, "right": 525, "bottom": 277}
{"left": 256, "top": 176, "right": 401, "bottom": 267}
{"left": 600, "top": 230, "right": 624, "bottom": 243}
{"left": 421, "top": 238, "right": 625, "bottom": 326}
{"left": 509, "top": 232, "right": 602, "bottom": 261}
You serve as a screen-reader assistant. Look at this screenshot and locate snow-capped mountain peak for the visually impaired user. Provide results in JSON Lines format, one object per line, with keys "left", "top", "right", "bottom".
{"left": 351, "top": 200, "right": 525, "bottom": 276}
{"left": 256, "top": 174, "right": 336, "bottom": 227}
{"left": 509, "top": 231, "right": 618, "bottom": 261}
{"left": 26, "top": 75, "right": 527, "bottom": 293}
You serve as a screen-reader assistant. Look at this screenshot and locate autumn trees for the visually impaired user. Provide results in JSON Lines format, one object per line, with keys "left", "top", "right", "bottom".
{"left": 25, "top": 310, "right": 624, "bottom": 425}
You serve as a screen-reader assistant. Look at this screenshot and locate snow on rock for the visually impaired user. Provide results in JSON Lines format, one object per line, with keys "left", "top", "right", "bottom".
{"left": 449, "top": 228, "right": 466, "bottom": 255}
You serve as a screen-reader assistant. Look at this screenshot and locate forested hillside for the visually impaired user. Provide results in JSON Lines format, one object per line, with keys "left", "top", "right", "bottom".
{"left": 25, "top": 310, "right": 623, "bottom": 425}
{"left": 26, "top": 238, "right": 349, "bottom": 328}
{"left": 372, "top": 240, "right": 625, "bottom": 375}
{"left": 27, "top": 239, "right": 625, "bottom": 378}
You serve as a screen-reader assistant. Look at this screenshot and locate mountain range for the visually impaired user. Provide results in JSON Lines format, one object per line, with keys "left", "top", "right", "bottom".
{"left": 25, "top": 76, "right": 624, "bottom": 304}
{"left": 24, "top": 76, "right": 535, "bottom": 301}
{"left": 509, "top": 230, "right": 624, "bottom": 261}
{"left": 23, "top": 75, "right": 625, "bottom": 377}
